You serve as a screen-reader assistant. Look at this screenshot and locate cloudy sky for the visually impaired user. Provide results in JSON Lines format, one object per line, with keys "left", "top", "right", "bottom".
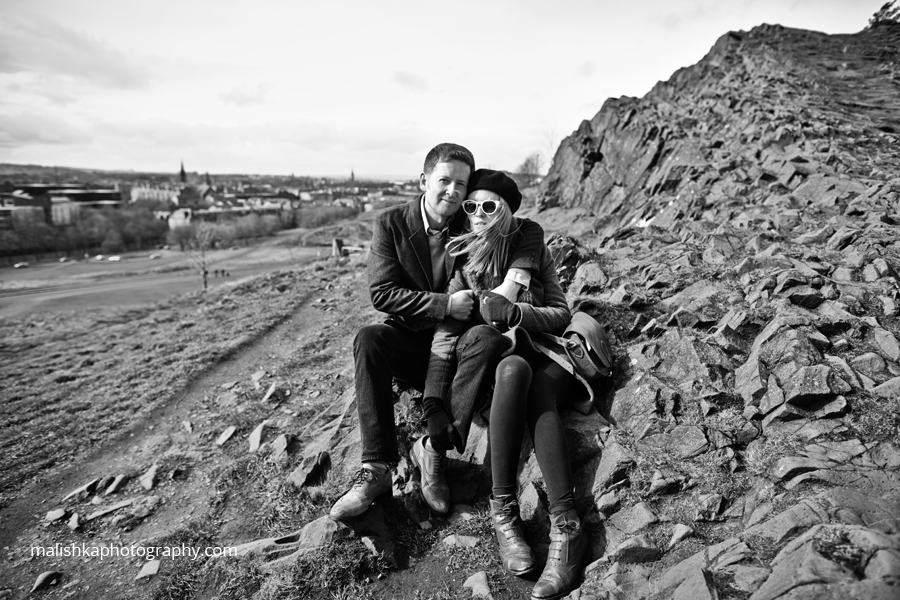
{"left": 0, "top": 0, "right": 885, "bottom": 179}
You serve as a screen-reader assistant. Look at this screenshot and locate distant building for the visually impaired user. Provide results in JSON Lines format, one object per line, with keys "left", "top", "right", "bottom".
{"left": 50, "top": 196, "right": 80, "bottom": 225}
{"left": 180, "top": 161, "right": 187, "bottom": 184}
{"left": 168, "top": 208, "right": 192, "bottom": 229}
{"left": 196, "top": 184, "right": 218, "bottom": 202}
{"left": 52, "top": 189, "right": 123, "bottom": 210}
{"left": 131, "top": 184, "right": 178, "bottom": 204}
{"left": 3, "top": 184, "right": 124, "bottom": 219}
{"left": 0, "top": 190, "right": 51, "bottom": 221}
{"left": 0, "top": 205, "right": 45, "bottom": 230}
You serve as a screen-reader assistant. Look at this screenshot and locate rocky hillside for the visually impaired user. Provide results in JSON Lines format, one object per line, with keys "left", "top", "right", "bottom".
{"left": 529, "top": 18, "right": 900, "bottom": 600}
{"left": 539, "top": 21, "right": 900, "bottom": 239}
{"left": 212, "top": 18, "right": 900, "bottom": 600}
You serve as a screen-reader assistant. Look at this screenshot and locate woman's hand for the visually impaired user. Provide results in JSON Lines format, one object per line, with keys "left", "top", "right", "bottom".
{"left": 490, "top": 279, "right": 520, "bottom": 303}
{"left": 480, "top": 291, "right": 521, "bottom": 330}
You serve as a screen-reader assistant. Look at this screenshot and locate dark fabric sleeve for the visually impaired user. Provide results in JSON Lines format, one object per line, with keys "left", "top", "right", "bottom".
{"left": 423, "top": 268, "right": 469, "bottom": 400}
{"left": 506, "top": 218, "right": 544, "bottom": 273}
{"left": 516, "top": 244, "right": 570, "bottom": 334}
{"left": 368, "top": 209, "right": 450, "bottom": 322}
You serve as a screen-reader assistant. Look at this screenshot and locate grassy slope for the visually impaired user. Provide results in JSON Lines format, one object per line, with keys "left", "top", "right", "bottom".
{"left": 0, "top": 267, "right": 317, "bottom": 508}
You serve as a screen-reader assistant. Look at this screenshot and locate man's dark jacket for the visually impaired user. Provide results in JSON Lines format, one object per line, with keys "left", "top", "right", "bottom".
{"left": 368, "top": 197, "right": 544, "bottom": 331}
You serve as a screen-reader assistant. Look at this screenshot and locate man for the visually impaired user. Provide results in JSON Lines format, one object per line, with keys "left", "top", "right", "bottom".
{"left": 330, "top": 142, "right": 543, "bottom": 520}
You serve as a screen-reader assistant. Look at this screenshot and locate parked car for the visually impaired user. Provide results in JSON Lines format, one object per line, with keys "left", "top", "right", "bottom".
{"left": 107, "top": 256, "right": 121, "bottom": 262}
{"left": 13, "top": 262, "right": 29, "bottom": 268}
{"left": 59, "top": 257, "right": 69, "bottom": 263}
{"left": 94, "top": 255, "right": 105, "bottom": 261}
{"left": 149, "top": 253, "right": 161, "bottom": 259}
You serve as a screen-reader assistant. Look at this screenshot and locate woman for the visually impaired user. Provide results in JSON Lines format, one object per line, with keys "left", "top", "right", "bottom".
{"left": 422, "top": 169, "right": 588, "bottom": 600}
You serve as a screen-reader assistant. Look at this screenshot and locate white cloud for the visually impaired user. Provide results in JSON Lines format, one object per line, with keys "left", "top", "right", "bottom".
{"left": 577, "top": 61, "right": 596, "bottom": 78}
{"left": 0, "top": 12, "right": 148, "bottom": 89}
{"left": 0, "top": 112, "right": 90, "bottom": 148}
{"left": 391, "top": 71, "right": 429, "bottom": 92}
{"left": 219, "top": 83, "right": 269, "bottom": 107}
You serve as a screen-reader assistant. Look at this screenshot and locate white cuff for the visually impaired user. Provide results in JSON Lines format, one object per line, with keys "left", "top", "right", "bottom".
{"left": 505, "top": 270, "right": 531, "bottom": 290}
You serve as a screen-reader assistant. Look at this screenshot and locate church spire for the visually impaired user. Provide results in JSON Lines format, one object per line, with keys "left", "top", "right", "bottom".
{"left": 180, "top": 160, "right": 186, "bottom": 184}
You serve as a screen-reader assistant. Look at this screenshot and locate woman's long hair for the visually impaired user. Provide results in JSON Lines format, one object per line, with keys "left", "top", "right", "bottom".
{"left": 447, "top": 198, "right": 520, "bottom": 279}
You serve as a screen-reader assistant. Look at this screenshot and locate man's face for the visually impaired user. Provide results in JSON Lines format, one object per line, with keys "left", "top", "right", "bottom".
{"left": 420, "top": 160, "right": 471, "bottom": 224}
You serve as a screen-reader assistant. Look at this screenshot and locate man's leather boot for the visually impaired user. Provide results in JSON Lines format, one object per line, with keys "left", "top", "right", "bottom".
{"left": 328, "top": 463, "right": 392, "bottom": 521}
{"left": 409, "top": 436, "right": 450, "bottom": 515}
{"left": 532, "top": 508, "right": 588, "bottom": 600}
{"left": 489, "top": 495, "right": 535, "bottom": 575}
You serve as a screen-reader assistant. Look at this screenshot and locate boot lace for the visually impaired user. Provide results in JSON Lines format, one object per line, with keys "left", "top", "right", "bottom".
{"left": 546, "top": 517, "right": 580, "bottom": 563}
{"left": 494, "top": 499, "right": 527, "bottom": 546}
{"left": 351, "top": 467, "right": 377, "bottom": 489}
{"left": 428, "top": 447, "right": 446, "bottom": 479}
{"left": 497, "top": 499, "right": 519, "bottom": 518}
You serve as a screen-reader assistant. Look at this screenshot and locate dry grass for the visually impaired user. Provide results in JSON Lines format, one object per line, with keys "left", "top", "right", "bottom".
{"left": 0, "top": 262, "right": 370, "bottom": 509}
{"left": 846, "top": 391, "right": 900, "bottom": 443}
{"left": 149, "top": 516, "right": 223, "bottom": 600}
{"left": 254, "top": 540, "right": 390, "bottom": 600}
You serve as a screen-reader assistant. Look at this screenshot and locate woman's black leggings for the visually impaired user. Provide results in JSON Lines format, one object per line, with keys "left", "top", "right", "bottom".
{"left": 489, "top": 354, "right": 576, "bottom": 514}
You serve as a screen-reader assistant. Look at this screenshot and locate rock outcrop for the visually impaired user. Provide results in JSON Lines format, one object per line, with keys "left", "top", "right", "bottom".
{"left": 539, "top": 22, "right": 900, "bottom": 242}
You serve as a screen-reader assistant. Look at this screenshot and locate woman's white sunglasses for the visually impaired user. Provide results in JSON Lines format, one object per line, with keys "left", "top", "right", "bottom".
{"left": 462, "top": 199, "right": 501, "bottom": 215}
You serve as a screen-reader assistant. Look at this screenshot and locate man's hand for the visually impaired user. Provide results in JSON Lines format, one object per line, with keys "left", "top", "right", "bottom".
{"left": 480, "top": 291, "right": 521, "bottom": 330}
{"left": 423, "top": 398, "right": 455, "bottom": 453}
{"left": 449, "top": 290, "right": 475, "bottom": 320}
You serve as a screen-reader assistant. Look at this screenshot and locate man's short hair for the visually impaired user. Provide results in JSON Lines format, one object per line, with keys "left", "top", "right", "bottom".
{"left": 423, "top": 143, "right": 475, "bottom": 175}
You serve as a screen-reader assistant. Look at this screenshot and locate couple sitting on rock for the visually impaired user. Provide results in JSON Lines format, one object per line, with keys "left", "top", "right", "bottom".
{"left": 328, "top": 142, "right": 589, "bottom": 600}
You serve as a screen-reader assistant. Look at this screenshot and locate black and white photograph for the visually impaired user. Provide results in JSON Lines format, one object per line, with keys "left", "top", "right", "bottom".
{"left": 1, "top": 1, "right": 898, "bottom": 598}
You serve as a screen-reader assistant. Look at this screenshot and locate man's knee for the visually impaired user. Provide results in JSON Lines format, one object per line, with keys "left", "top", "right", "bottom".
{"left": 458, "top": 324, "right": 506, "bottom": 358}
{"left": 354, "top": 323, "right": 393, "bottom": 358}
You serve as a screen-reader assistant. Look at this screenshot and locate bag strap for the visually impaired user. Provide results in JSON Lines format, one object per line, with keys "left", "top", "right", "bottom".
{"left": 544, "top": 332, "right": 608, "bottom": 379}
{"left": 530, "top": 334, "right": 611, "bottom": 425}
{"left": 532, "top": 334, "right": 579, "bottom": 379}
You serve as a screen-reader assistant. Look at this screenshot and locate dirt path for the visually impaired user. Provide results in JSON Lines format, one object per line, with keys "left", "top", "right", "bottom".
{"left": 0, "top": 245, "right": 323, "bottom": 318}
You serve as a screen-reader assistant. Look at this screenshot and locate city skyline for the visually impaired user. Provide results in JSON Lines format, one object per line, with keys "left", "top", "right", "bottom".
{"left": 0, "top": 0, "right": 886, "bottom": 177}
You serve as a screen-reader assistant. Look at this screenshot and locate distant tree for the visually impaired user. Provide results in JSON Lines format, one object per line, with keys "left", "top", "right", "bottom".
{"left": 123, "top": 207, "right": 169, "bottom": 250}
{"left": 869, "top": 1, "right": 900, "bottom": 27}
{"left": 215, "top": 222, "right": 237, "bottom": 248}
{"left": 260, "top": 215, "right": 282, "bottom": 236}
{"left": 14, "top": 214, "right": 56, "bottom": 257}
{"left": 186, "top": 222, "right": 219, "bottom": 291}
{"left": 101, "top": 229, "right": 124, "bottom": 254}
{"left": 74, "top": 211, "right": 112, "bottom": 251}
{"left": 516, "top": 152, "right": 544, "bottom": 186}
{"left": 168, "top": 224, "right": 195, "bottom": 252}
{"left": 0, "top": 230, "right": 21, "bottom": 260}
